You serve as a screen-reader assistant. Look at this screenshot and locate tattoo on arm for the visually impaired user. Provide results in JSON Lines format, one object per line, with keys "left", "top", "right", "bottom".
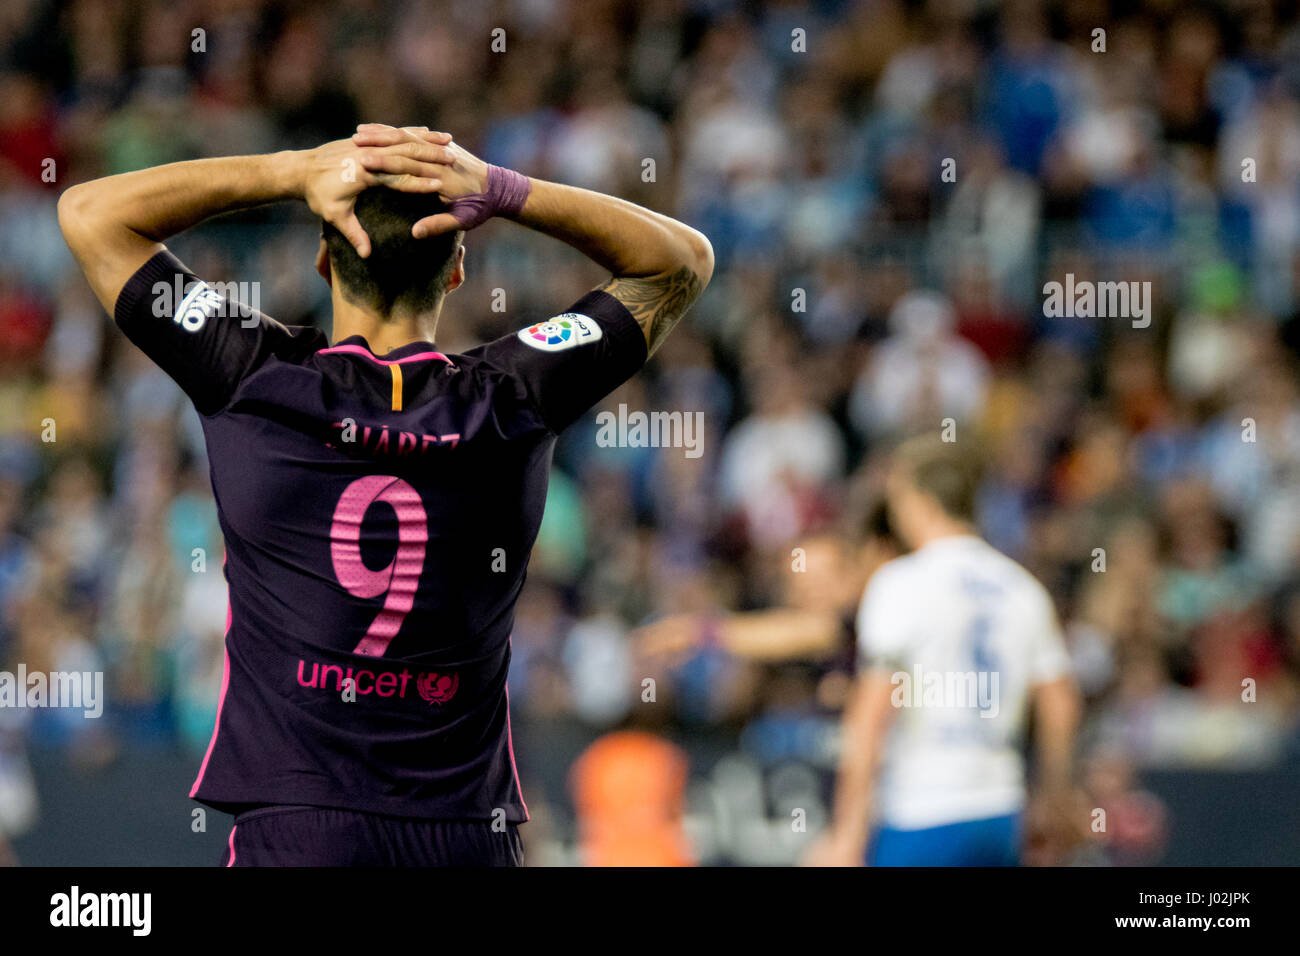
{"left": 597, "top": 265, "right": 703, "bottom": 357}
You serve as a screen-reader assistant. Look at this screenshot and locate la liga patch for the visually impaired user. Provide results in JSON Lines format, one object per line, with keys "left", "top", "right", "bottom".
{"left": 517, "top": 313, "right": 603, "bottom": 352}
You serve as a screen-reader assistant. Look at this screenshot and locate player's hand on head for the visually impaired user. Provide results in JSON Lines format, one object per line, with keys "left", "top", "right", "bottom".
{"left": 350, "top": 125, "right": 463, "bottom": 198}
{"left": 302, "top": 135, "right": 455, "bottom": 258}
{"left": 352, "top": 123, "right": 449, "bottom": 146}
{"left": 353, "top": 124, "right": 493, "bottom": 237}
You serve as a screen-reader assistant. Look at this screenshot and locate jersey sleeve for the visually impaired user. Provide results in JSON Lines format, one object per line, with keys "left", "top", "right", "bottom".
{"left": 472, "top": 289, "right": 648, "bottom": 433}
{"left": 855, "top": 563, "right": 912, "bottom": 671}
{"left": 113, "top": 249, "right": 300, "bottom": 416}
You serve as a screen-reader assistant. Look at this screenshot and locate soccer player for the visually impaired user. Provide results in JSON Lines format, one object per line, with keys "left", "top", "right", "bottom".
{"left": 805, "top": 436, "right": 1083, "bottom": 866}
{"left": 57, "top": 124, "right": 713, "bottom": 866}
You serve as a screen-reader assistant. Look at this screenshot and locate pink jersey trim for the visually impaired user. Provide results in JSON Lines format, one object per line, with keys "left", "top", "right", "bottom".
{"left": 226, "top": 825, "right": 237, "bottom": 867}
{"left": 318, "top": 344, "right": 453, "bottom": 367}
{"left": 189, "top": 637, "right": 231, "bottom": 798}
{"left": 504, "top": 678, "right": 530, "bottom": 821}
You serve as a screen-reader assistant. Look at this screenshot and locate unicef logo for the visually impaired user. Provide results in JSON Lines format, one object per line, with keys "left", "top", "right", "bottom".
{"left": 527, "top": 318, "right": 573, "bottom": 346}
{"left": 416, "top": 671, "right": 459, "bottom": 705}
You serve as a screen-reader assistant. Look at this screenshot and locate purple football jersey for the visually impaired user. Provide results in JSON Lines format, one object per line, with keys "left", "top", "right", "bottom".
{"left": 115, "top": 250, "right": 646, "bottom": 822}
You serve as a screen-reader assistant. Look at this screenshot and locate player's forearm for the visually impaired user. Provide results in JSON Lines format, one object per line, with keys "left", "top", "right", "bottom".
{"left": 827, "top": 674, "right": 894, "bottom": 851}
{"left": 511, "top": 178, "right": 712, "bottom": 355}
{"left": 511, "top": 178, "right": 713, "bottom": 285}
{"left": 59, "top": 152, "right": 303, "bottom": 249}
{"left": 1034, "top": 677, "right": 1081, "bottom": 793}
{"left": 830, "top": 700, "right": 884, "bottom": 848}
{"left": 58, "top": 151, "right": 308, "bottom": 314}
{"left": 349, "top": 123, "right": 711, "bottom": 279}
{"left": 720, "top": 609, "right": 842, "bottom": 661}
{"left": 829, "top": 749, "right": 876, "bottom": 848}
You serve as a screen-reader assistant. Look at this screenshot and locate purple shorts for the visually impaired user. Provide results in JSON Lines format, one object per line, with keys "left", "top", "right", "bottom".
{"left": 220, "top": 805, "right": 524, "bottom": 867}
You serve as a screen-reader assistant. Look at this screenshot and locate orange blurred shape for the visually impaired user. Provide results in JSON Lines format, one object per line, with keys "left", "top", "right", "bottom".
{"left": 570, "top": 730, "right": 694, "bottom": 867}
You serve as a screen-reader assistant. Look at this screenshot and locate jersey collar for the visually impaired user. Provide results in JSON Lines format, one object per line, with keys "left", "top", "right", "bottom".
{"left": 321, "top": 336, "right": 455, "bottom": 367}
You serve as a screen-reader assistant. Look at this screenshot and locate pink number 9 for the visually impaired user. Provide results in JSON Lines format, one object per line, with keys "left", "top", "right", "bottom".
{"left": 330, "top": 475, "right": 428, "bottom": 657}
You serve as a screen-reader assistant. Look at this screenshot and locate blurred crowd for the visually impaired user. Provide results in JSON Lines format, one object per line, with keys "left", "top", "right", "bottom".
{"left": 2, "top": 0, "right": 1300, "bottom": 863}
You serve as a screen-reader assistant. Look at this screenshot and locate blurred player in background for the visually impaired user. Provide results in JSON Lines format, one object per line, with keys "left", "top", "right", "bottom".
{"left": 806, "top": 436, "right": 1083, "bottom": 866}
{"left": 635, "top": 440, "right": 1082, "bottom": 867}
{"left": 56, "top": 123, "right": 712, "bottom": 866}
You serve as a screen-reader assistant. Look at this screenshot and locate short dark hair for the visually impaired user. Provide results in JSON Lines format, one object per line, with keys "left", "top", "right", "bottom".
{"left": 893, "top": 434, "right": 983, "bottom": 522}
{"left": 323, "top": 188, "right": 464, "bottom": 317}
